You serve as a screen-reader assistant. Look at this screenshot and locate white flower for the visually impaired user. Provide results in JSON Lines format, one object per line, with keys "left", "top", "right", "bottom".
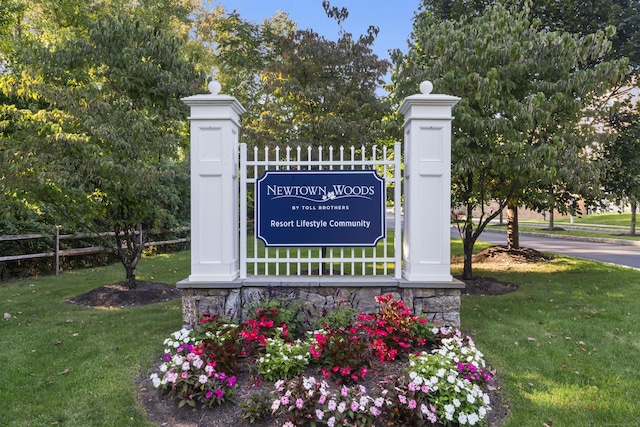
{"left": 198, "top": 375, "right": 208, "bottom": 384}
{"left": 337, "top": 402, "right": 346, "bottom": 413}
{"left": 181, "top": 362, "right": 190, "bottom": 371}
{"left": 467, "top": 393, "right": 476, "bottom": 404}
{"left": 458, "top": 412, "right": 468, "bottom": 425}
{"left": 159, "top": 363, "right": 168, "bottom": 372}
{"left": 453, "top": 398, "right": 461, "bottom": 408}
{"left": 315, "top": 409, "right": 324, "bottom": 420}
{"left": 271, "top": 399, "right": 281, "bottom": 411}
{"left": 468, "top": 413, "right": 479, "bottom": 425}
{"left": 150, "top": 373, "right": 161, "bottom": 388}
{"left": 359, "top": 396, "right": 368, "bottom": 407}
{"left": 444, "top": 404, "right": 455, "bottom": 417}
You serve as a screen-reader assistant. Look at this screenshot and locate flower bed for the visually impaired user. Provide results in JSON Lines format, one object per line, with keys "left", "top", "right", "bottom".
{"left": 149, "top": 295, "right": 492, "bottom": 426}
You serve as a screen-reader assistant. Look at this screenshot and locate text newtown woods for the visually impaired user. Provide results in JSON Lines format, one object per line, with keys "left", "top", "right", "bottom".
{"left": 266, "top": 184, "right": 376, "bottom": 198}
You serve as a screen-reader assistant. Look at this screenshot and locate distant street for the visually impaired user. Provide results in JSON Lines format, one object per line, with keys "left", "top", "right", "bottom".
{"left": 450, "top": 228, "right": 640, "bottom": 270}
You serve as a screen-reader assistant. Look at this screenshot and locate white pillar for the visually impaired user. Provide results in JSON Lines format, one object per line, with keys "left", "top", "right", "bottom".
{"left": 399, "top": 81, "right": 460, "bottom": 282}
{"left": 181, "top": 81, "right": 245, "bottom": 282}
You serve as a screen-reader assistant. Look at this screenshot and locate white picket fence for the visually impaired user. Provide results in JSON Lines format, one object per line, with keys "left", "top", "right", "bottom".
{"left": 239, "top": 143, "right": 402, "bottom": 279}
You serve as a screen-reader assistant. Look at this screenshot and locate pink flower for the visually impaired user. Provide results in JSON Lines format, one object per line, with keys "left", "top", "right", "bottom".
{"left": 408, "top": 399, "right": 417, "bottom": 409}
{"left": 398, "top": 395, "right": 407, "bottom": 404}
{"left": 214, "top": 389, "right": 223, "bottom": 399}
{"left": 350, "top": 401, "right": 359, "bottom": 411}
{"left": 205, "top": 390, "right": 213, "bottom": 399}
{"left": 296, "top": 398, "right": 304, "bottom": 409}
{"left": 281, "top": 396, "right": 289, "bottom": 405}
{"left": 181, "top": 372, "right": 188, "bottom": 379}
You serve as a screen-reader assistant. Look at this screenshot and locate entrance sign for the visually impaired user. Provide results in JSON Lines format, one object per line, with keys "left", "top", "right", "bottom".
{"left": 256, "top": 170, "right": 385, "bottom": 247}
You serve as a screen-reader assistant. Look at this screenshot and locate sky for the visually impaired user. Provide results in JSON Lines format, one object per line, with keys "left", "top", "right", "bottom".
{"left": 211, "top": 1, "right": 423, "bottom": 62}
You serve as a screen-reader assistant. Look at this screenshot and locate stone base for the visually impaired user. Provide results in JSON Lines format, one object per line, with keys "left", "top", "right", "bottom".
{"left": 177, "top": 276, "right": 465, "bottom": 328}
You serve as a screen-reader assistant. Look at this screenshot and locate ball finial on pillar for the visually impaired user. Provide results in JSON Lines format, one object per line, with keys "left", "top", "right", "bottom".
{"left": 419, "top": 81, "right": 434, "bottom": 94}
{"left": 208, "top": 80, "right": 222, "bottom": 95}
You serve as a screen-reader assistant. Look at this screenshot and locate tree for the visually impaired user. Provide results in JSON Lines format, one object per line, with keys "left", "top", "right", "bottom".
{"left": 196, "top": 2, "right": 392, "bottom": 149}
{"left": 389, "top": 2, "right": 629, "bottom": 278}
{"left": 601, "top": 97, "right": 640, "bottom": 234}
{"left": 420, "top": 0, "right": 640, "bottom": 68}
{"left": 1, "top": 0, "right": 205, "bottom": 286}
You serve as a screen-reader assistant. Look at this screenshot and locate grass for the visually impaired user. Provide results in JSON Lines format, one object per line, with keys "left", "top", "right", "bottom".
{"left": 515, "top": 225, "right": 640, "bottom": 241}
{"left": 0, "top": 253, "right": 188, "bottom": 426}
{"left": 2, "top": 239, "right": 640, "bottom": 426}
{"left": 488, "top": 212, "right": 640, "bottom": 241}
{"left": 553, "top": 212, "right": 634, "bottom": 227}
{"left": 453, "top": 239, "right": 640, "bottom": 426}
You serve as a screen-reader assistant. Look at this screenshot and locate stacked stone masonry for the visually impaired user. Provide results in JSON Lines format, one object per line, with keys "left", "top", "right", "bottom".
{"left": 181, "top": 285, "right": 461, "bottom": 329}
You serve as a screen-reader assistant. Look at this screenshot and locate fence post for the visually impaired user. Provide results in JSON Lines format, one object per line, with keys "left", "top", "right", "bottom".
{"left": 180, "top": 81, "right": 246, "bottom": 282}
{"left": 53, "top": 227, "right": 60, "bottom": 275}
{"left": 399, "top": 81, "right": 460, "bottom": 282}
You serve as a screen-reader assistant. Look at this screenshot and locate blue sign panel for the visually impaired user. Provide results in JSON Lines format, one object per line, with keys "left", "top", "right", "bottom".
{"left": 256, "top": 170, "right": 385, "bottom": 247}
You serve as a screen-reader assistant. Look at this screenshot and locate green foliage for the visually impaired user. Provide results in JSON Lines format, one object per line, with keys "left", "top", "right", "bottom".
{"left": 240, "top": 392, "right": 272, "bottom": 424}
{"left": 196, "top": 4, "right": 392, "bottom": 149}
{"left": 199, "top": 319, "right": 245, "bottom": 375}
{"left": 310, "top": 303, "right": 357, "bottom": 331}
{"left": 256, "top": 330, "right": 311, "bottom": 381}
{"left": 420, "top": 0, "right": 640, "bottom": 69}
{"left": 391, "top": 1, "right": 629, "bottom": 278}
{"left": 246, "top": 295, "right": 310, "bottom": 339}
{"left": 0, "top": 0, "right": 206, "bottom": 287}
{"left": 601, "top": 99, "right": 640, "bottom": 210}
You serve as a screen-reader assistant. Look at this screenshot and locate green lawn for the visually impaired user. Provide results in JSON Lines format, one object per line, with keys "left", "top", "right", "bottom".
{"left": 0, "top": 253, "right": 188, "bottom": 426}
{"left": 554, "top": 211, "right": 634, "bottom": 227}
{"left": 454, "top": 239, "right": 640, "bottom": 426}
{"left": 2, "top": 244, "right": 640, "bottom": 426}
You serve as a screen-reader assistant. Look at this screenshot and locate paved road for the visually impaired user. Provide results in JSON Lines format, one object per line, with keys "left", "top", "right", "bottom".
{"left": 450, "top": 228, "right": 640, "bottom": 270}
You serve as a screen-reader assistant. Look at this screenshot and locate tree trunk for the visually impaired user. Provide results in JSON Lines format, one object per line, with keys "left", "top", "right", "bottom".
{"left": 631, "top": 201, "right": 637, "bottom": 236}
{"left": 506, "top": 201, "right": 519, "bottom": 249}
{"left": 462, "top": 221, "right": 475, "bottom": 280}
{"left": 114, "top": 225, "right": 144, "bottom": 289}
{"left": 125, "top": 262, "right": 137, "bottom": 288}
{"left": 549, "top": 209, "right": 555, "bottom": 229}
